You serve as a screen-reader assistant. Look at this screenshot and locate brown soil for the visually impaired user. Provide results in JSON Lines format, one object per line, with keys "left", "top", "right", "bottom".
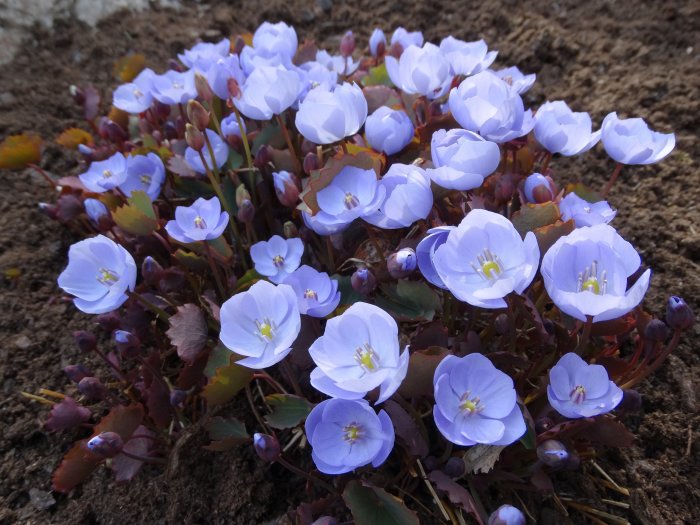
{"left": 1, "top": 1, "right": 698, "bottom": 523}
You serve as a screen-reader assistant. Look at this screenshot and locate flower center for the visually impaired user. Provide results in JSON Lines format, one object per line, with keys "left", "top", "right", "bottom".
{"left": 304, "top": 288, "right": 318, "bottom": 301}
{"left": 140, "top": 174, "right": 152, "bottom": 186}
{"left": 343, "top": 423, "right": 363, "bottom": 443}
{"left": 471, "top": 248, "right": 503, "bottom": 281}
{"left": 583, "top": 206, "right": 592, "bottom": 213}
{"left": 570, "top": 385, "right": 586, "bottom": 404}
{"left": 193, "top": 215, "right": 207, "bottom": 229}
{"left": 133, "top": 88, "right": 144, "bottom": 99}
{"left": 255, "top": 318, "right": 276, "bottom": 342}
{"left": 102, "top": 169, "right": 113, "bottom": 179}
{"left": 272, "top": 255, "right": 285, "bottom": 268}
{"left": 172, "top": 81, "right": 184, "bottom": 89}
{"left": 354, "top": 343, "right": 380, "bottom": 373}
{"left": 459, "top": 391, "right": 485, "bottom": 415}
{"left": 577, "top": 260, "right": 607, "bottom": 295}
{"left": 344, "top": 192, "right": 360, "bottom": 210}
{"left": 97, "top": 268, "right": 119, "bottom": 286}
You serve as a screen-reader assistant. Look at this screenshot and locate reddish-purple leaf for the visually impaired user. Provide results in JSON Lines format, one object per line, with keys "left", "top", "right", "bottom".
{"left": 428, "top": 471, "right": 484, "bottom": 525}
{"left": 383, "top": 400, "right": 428, "bottom": 457}
{"left": 45, "top": 397, "right": 91, "bottom": 432}
{"left": 579, "top": 417, "right": 635, "bottom": 447}
{"left": 143, "top": 353, "right": 173, "bottom": 428}
{"left": 166, "top": 304, "right": 209, "bottom": 363}
{"left": 111, "top": 425, "right": 154, "bottom": 482}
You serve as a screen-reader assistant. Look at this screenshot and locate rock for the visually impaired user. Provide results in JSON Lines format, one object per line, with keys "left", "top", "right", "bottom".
{"left": 14, "top": 335, "right": 32, "bottom": 350}
{"left": 28, "top": 488, "right": 55, "bottom": 511}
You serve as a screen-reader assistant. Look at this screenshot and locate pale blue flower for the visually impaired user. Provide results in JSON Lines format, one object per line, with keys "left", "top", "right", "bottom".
{"left": 84, "top": 198, "right": 109, "bottom": 224}
{"left": 601, "top": 112, "right": 675, "bottom": 165}
{"left": 433, "top": 210, "right": 540, "bottom": 308}
{"left": 119, "top": 153, "right": 165, "bottom": 201}
{"left": 295, "top": 83, "right": 367, "bottom": 145}
{"left": 252, "top": 21, "right": 298, "bottom": 63}
{"left": 390, "top": 27, "right": 424, "bottom": 50}
{"left": 417, "top": 226, "right": 455, "bottom": 289}
{"left": 234, "top": 65, "right": 301, "bottom": 120}
{"left": 488, "top": 504, "right": 526, "bottom": 525}
{"left": 197, "top": 54, "right": 245, "bottom": 100}
{"left": 302, "top": 209, "right": 350, "bottom": 236}
{"left": 184, "top": 129, "right": 230, "bottom": 174}
{"left": 523, "top": 173, "right": 556, "bottom": 203}
{"left": 57, "top": 235, "right": 136, "bottom": 314}
{"left": 250, "top": 235, "right": 304, "bottom": 284}
{"left": 282, "top": 265, "right": 340, "bottom": 317}
{"left": 365, "top": 106, "right": 414, "bottom": 156}
{"left": 305, "top": 398, "right": 394, "bottom": 474}
{"left": 448, "top": 71, "right": 534, "bottom": 143}
{"left": 439, "top": 36, "right": 497, "bottom": 76}
{"left": 315, "top": 50, "right": 360, "bottom": 76}
{"left": 494, "top": 66, "right": 535, "bottom": 94}
{"left": 541, "top": 224, "right": 651, "bottom": 322}
{"left": 150, "top": 70, "right": 197, "bottom": 105}
{"left": 112, "top": 68, "right": 156, "bottom": 114}
{"left": 178, "top": 38, "right": 231, "bottom": 68}
{"left": 426, "top": 128, "right": 501, "bottom": 191}
{"left": 534, "top": 101, "right": 600, "bottom": 156}
{"left": 386, "top": 43, "right": 453, "bottom": 99}
{"left": 165, "top": 196, "right": 229, "bottom": 243}
{"left": 219, "top": 280, "right": 301, "bottom": 369}
{"left": 220, "top": 113, "right": 247, "bottom": 139}
{"left": 559, "top": 192, "right": 616, "bottom": 227}
{"left": 309, "top": 302, "right": 409, "bottom": 404}
{"left": 364, "top": 164, "right": 432, "bottom": 229}
{"left": 547, "top": 353, "right": 623, "bottom": 418}
{"left": 79, "top": 152, "right": 128, "bottom": 193}
{"left": 315, "top": 165, "right": 385, "bottom": 226}
{"left": 433, "top": 353, "right": 526, "bottom": 446}
{"left": 296, "top": 61, "right": 339, "bottom": 102}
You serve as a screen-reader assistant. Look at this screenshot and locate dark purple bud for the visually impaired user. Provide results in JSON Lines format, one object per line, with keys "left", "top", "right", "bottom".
{"left": 303, "top": 152, "right": 319, "bottom": 175}
{"left": 253, "top": 433, "right": 280, "bottom": 462}
{"left": 186, "top": 100, "right": 210, "bottom": 131}
{"left": 666, "top": 296, "right": 694, "bottom": 331}
{"left": 96, "top": 311, "right": 122, "bottom": 333}
{"left": 273, "top": 171, "right": 300, "bottom": 208}
{"left": 185, "top": 123, "right": 205, "bottom": 151}
{"left": 237, "top": 199, "right": 255, "bottom": 224}
{"left": 443, "top": 456, "right": 465, "bottom": 479}
{"left": 142, "top": 256, "right": 164, "bottom": 286}
{"left": 423, "top": 455, "right": 438, "bottom": 471}
{"left": 254, "top": 144, "right": 272, "bottom": 169}
{"left": 153, "top": 99, "right": 171, "bottom": 121}
{"left": 113, "top": 330, "right": 140, "bottom": 358}
{"left": 351, "top": 268, "right": 377, "bottom": 295}
{"left": 55, "top": 194, "right": 84, "bottom": 223}
{"left": 45, "top": 397, "right": 91, "bottom": 432}
{"left": 78, "top": 377, "right": 107, "bottom": 401}
{"left": 644, "top": 319, "right": 669, "bottom": 342}
{"left": 488, "top": 504, "right": 525, "bottom": 525}
{"left": 73, "top": 331, "right": 97, "bottom": 353}
{"left": 38, "top": 202, "right": 57, "bottom": 220}
{"left": 283, "top": 221, "right": 299, "bottom": 239}
{"left": 537, "top": 439, "right": 569, "bottom": 468}
{"left": 494, "top": 313, "right": 511, "bottom": 335}
{"left": 617, "top": 389, "right": 642, "bottom": 413}
{"left": 64, "top": 364, "right": 93, "bottom": 383}
{"left": 495, "top": 176, "right": 515, "bottom": 202}
{"left": 194, "top": 72, "right": 214, "bottom": 102}
{"left": 340, "top": 30, "right": 356, "bottom": 57}
{"left": 170, "top": 389, "right": 187, "bottom": 407}
{"left": 98, "top": 118, "right": 127, "bottom": 143}
{"left": 69, "top": 85, "right": 85, "bottom": 105}
{"left": 164, "top": 121, "right": 178, "bottom": 141}
{"left": 387, "top": 248, "right": 417, "bottom": 279}
{"left": 86, "top": 431, "right": 124, "bottom": 459}
{"left": 535, "top": 416, "right": 554, "bottom": 434}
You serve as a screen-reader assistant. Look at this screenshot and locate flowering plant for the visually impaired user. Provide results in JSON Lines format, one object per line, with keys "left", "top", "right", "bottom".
{"left": 12, "top": 20, "right": 692, "bottom": 524}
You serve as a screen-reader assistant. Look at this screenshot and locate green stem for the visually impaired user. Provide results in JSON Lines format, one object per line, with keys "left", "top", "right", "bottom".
{"left": 277, "top": 456, "right": 337, "bottom": 495}
{"left": 276, "top": 113, "right": 302, "bottom": 175}
{"left": 232, "top": 106, "right": 254, "bottom": 169}
{"left": 204, "top": 242, "right": 227, "bottom": 301}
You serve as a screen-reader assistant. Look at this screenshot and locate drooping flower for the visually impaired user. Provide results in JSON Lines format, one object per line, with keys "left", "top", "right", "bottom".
{"left": 390, "top": 27, "right": 424, "bottom": 51}
{"left": 178, "top": 38, "right": 231, "bottom": 69}
{"left": 416, "top": 226, "right": 455, "bottom": 289}
{"left": 83, "top": 198, "right": 109, "bottom": 224}
{"left": 165, "top": 196, "right": 229, "bottom": 243}
{"left": 547, "top": 353, "right": 623, "bottom": 418}
{"left": 184, "top": 129, "right": 230, "bottom": 174}
{"left": 448, "top": 70, "right": 534, "bottom": 143}
{"left": 386, "top": 248, "right": 417, "bottom": 279}
{"left": 252, "top": 21, "right": 298, "bottom": 63}
{"left": 433, "top": 210, "right": 540, "bottom": 308}
{"left": 426, "top": 128, "right": 501, "bottom": 191}
{"left": 57, "top": 235, "right": 137, "bottom": 314}
{"left": 220, "top": 112, "right": 247, "bottom": 139}
{"left": 541, "top": 224, "right": 651, "bottom": 322}
{"left": 150, "top": 70, "right": 197, "bottom": 105}
{"left": 534, "top": 101, "right": 601, "bottom": 156}
{"left": 295, "top": 83, "right": 367, "bottom": 145}
{"left": 488, "top": 504, "right": 526, "bottom": 525}
{"left": 273, "top": 170, "right": 301, "bottom": 207}
{"left": 559, "top": 192, "right": 616, "bottom": 227}
{"left": 118, "top": 153, "right": 165, "bottom": 201}
{"left": 369, "top": 28, "right": 386, "bottom": 57}
{"left": 364, "top": 164, "right": 432, "bottom": 229}
{"left": 439, "top": 36, "right": 497, "bottom": 76}
{"left": 305, "top": 398, "right": 395, "bottom": 475}
{"left": 315, "top": 50, "right": 360, "bottom": 76}
{"left": 282, "top": 265, "right": 340, "bottom": 317}
{"left": 385, "top": 43, "right": 453, "bottom": 99}
{"left": 601, "top": 112, "right": 675, "bottom": 165}
{"left": 250, "top": 235, "right": 304, "bottom": 284}
{"left": 234, "top": 65, "right": 301, "bottom": 120}
{"left": 112, "top": 68, "right": 156, "bottom": 114}
{"left": 494, "top": 66, "right": 536, "bottom": 94}
{"left": 364, "top": 106, "right": 414, "bottom": 156}
{"left": 308, "top": 302, "right": 409, "bottom": 404}
{"left": 197, "top": 54, "right": 245, "bottom": 101}
{"left": 433, "top": 353, "right": 526, "bottom": 446}
{"left": 523, "top": 172, "right": 556, "bottom": 203}
{"left": 79, "top": 152, "right": 128, "bottom": 193}
{"left": 219, "top": 280, "right": 301, "bottom": 369}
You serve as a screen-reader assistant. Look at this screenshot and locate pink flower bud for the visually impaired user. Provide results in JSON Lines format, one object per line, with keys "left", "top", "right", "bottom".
{"left": 351, "top": 268, "right": 376, "bottom": 295}
{"left": 186, "top": 100, "right": 210, "bottom": 131}
{"left": 340, "top": 31, "right": 356, "bottom": 57}
{"left": 185, "top": 123, "right": 205, "bottom": 151}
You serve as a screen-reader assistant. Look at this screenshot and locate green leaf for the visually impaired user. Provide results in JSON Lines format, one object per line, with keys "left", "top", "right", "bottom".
{"left": 204, "top": 344, "right": 232, "bottom": 378}
{"left": 234, "top": 268, "right": 263, "bottom": 292}
{"left": 112, "top": 190, "right": 158, "bottom": 235}
{"left": 532, "top": 219, "right": 575, "bottom": 259}
{"left": 363, "top": 63, "right": 393, "bottom": 87}
{"left": 204, "top": 416, "right": 249, "bottom": 451}
{"left": 375, "top": 280, "right": 441, "bottom": 322}
{"left": 511, "top": 202, "right": 560, "bottom": 237}
{"left": 173, "top": 249, "right": 208, "bottom": 272}
{"left": 343, "top": 481, "right": 419, "bottom": 525}
{"left": 567, "top": 182, "right": 603, "bottom": 203}
{"left": 334, "top": 274, "right": 363, "bottom": 307}
{"left": 202, "top": 354, "right": 253, "bottom": 405}
{"left": 264, "top": 394, "right": 313, "bottom": 429}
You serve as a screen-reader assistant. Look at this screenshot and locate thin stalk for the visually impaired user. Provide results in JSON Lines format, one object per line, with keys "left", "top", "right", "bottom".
{"left": 621, "top": 331, "right": 681, "bottom": 389}
{"left": 203, "top": 242, "right": 227, "bottom": 300}
{"left": 252, "top": 372, "right": 288, "bottom": 394}
{"left": 277, "top": 456, "right": 337, "bottom": 495}
{"left": 232, "top": 105, "right": 254, "bottom": 170}
{"left": 129, "top": 291, "right": 170, "bottom": 322}
{"left": 601, "top": 163, "right": 623, "bottom": 198}
{"left": 541, "top": 152, "right": 552, "bottom": 174}
{"left": 202, "top": 130, "right": 222, "bottom": 180}
{"left": 574, "top": 316, "right": 593, "bottom": 355}
{"left": 276, "top": 114, "right": 302, "bottom": 174}
{"left": 325, "top": 236, "right": 335, "bottom": 273}
{"left": 280, "top": 360, "right": 303, "bottom": 397}
{"left": 28, "top": 164, "right": 57, "bottom": 188}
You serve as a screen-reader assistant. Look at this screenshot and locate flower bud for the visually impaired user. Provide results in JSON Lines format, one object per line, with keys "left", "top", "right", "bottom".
{"left": 536, "top": 439, "right": 569, "bottom": 468}
{"left": 237, "top": 199, "right": 255, "bottom": 224}
{"left": 644, "top": 319, "right": 669, "bottom": 342}
{"left": 64, "top": 364, "right": 93, "bottom": 383}
{"left": 283, "top": 221, "right": 299, "bottom": 239}
{"left": 84, "top": 198, "right": 109, "bottom": 225}
{"left": 186, "top": 100, "right": 210, "bottom": 131}
{"left": 113, "top": 330, "right": 140, "bottom": 359}
{"left": 494, "top": 313, "right": 511, "bottom": 335}
{"left": 86, "top": 431, "right": 124, "bottom": 459}
{"left": 232, "top": 35, "right": 246, "bottom": 55}
{"left": 443, "top": 456, "right": 466, "bottom": 479}
{"left": 227, "top": 77, "right": 242, "bottom": 99}
{"left": 69, "top": 85, "right": 85, "bottom": 105}
{"left": 78, "top": 377, "right": 107, "bottom": 401}
{"left": 488, "top": 504, "right": 525, "bottom": 525}
{"left": 495, "top": 176, "right": 515, "bottom": 203}
{"left": 330, "top": 232, "right": 344, "bottom": 251}
{"left": 423, "top": 455, "right": 438, "bottom": 471}
{"left": 666, "top": 296, "right": 694, "bottom": 331}
{"left": 303, "top": 152, "right": 319, "bottom": 175}
{"left": 185, "top": 123, "right": 205, "bottom": 151}
{"left": 194, "top": 72, "right": 214, "bottom": 102}
{"left": 53, "top": 194, "right": 84, "bottom": 223}
{"left": 73, "top": 331, "right": 97, "bottom": 353}
{"left": 351, "top": 268, "right": 377, "bottom": 295}
{"left": 253, "top": 433, "right": 280, "bottom": 462}
{"left": 312, "top": 518, "right": 338, "bottom": 525}
{"left": 170, "top": 389, "right": 187, "bottom": 407}
{"left": 98, "top": 117, "right": 128, "bottom": 143}
{"left": 340, "top": 30, "right": 356, "bottom": 57}
{"left": 369, "top": 28, "right": 386, "bottom": 57}
{"left": 38, "top": 202, "right": 57, "bottom": 220}
{"left": 273, "top": 170, "right": 301, "bottom": 207}
{"left": 142, "top": 256, "right": 164, "bottom": 286}
{"left": 254, "top": 144, "right": 272, "bottom": 169}
{"left": 523, "top": 173, "right": 556, "bottom": 203}
{"left": 164, "top": 121, "right": 178, "bottom": 141}
{"left": 387, "top": 247, "right": 417, "bottom": 279}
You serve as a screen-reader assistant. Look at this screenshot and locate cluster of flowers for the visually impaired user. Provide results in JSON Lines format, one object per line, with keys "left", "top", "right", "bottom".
{"left": 47, "top": 20, "right": 690, "bottom": 523}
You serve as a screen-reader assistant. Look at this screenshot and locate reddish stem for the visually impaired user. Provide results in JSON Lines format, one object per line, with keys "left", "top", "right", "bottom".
{"left": 601, "top": 163, "right": 623, "bottom": 198}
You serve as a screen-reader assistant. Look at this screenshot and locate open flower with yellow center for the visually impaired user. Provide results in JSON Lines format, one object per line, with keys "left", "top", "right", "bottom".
{"left": 432, "top": 209, "right": 540, "bottom": 309}
{"left": 282, "top": 265, "right": 340, "bottom": 318}
{"left": 541, "top": 224, "right": 651, "bottom": 322}
{"left": 165, "top": 196, "right": 229, "bottom": 244}
{"left": 79, "top": 152, "right": 128, "bottom": 193}
{"left": 219, "top": 280, "right": 301, "bottom": 369}
{"left": 305, "top": 398, "right": 394, "bottom": 475}
{"left": 308, "top": 302, "right": 409, "bottom": 404}
{"left": 250, "top": 235, "right": 304, "bottom": 284}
